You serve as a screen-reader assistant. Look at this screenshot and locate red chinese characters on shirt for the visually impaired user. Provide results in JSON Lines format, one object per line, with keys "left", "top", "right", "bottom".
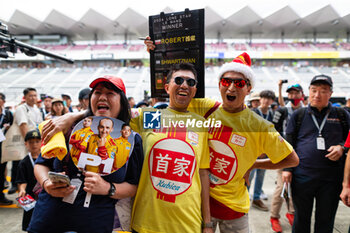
{"left": 209, "top": 148, "right": 235, "bottom": 181}
{"left": 208, "top": 125, "right": 238, "bottom": 186}
{"left": 152, "top": 148, "right": 194, "bottom": 184}
{"left": 149, "top": 137, "right": 196, "bottom": 203}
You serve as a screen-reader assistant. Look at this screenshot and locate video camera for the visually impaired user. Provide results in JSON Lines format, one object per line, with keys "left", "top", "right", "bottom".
{"left": 0, "top": 21, "right": 74, "bottom": 64}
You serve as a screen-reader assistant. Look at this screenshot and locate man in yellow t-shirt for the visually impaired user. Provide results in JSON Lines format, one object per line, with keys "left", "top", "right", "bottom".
{"left": 130, "top": 63, "right": 213, "bottom": 233}
{"left": 85, "top": 118, "right": 119, "bottom": 173}
{"left": 69, "top": 116, "right": 94, "bottom": 164}
{"left": 114, "top": 124, "right": 132, "bottom": 169}
{"left": 188, "top": 52, "right": 299, "bottom": 233}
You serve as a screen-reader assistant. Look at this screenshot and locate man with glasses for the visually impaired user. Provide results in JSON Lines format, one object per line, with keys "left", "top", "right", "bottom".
{"left": 269, "top": 82, "right": 304, "bottom": 232}
{"left": 188, "top": 52, "right": 299, "bottom": 233}
{"left": 130, "top": 63, "right": 213, "bottom": 233}
{"left": 285, "top": 75, "right": 350, "bottom": 233}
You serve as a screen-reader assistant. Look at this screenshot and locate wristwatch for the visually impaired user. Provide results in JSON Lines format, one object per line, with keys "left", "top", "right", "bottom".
{"left": 202, "top": 222, "right": 214, "bottom": 229}
{"left": 107, "top": 182, "right": 116, "bottom": 197}
{"left": 340, "top": 142, "right": 349, "bottom": 154}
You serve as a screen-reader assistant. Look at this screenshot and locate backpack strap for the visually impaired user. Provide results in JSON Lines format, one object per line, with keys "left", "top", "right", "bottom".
{"left": 7, "top": 109, "right": 13, "bottom": 124}
{"left": 335, "top": 107, "right": 349, "bottom": 142}
{"left": 291, "top": 107, "right": 307, "bottom": 147}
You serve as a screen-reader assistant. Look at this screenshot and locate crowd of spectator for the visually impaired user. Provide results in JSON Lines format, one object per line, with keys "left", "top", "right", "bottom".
{"left": 0, "top": 51, "right": 349, "bottom": 233}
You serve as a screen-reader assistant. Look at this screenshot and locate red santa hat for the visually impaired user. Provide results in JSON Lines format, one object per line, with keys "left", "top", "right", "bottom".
{"left": 217, "top": 52, "right": 255, "bottom": 88}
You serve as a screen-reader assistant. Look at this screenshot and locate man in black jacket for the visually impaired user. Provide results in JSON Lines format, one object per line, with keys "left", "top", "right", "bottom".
{"left": 285, "top": 75, "right": 350, "bottom": 233}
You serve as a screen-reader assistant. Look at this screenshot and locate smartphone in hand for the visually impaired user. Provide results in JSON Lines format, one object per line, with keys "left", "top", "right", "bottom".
{"left": 48, "top": 171, "right": 70, "bottom": 186}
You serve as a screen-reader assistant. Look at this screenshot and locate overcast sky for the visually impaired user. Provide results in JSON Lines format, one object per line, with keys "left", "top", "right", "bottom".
{"left": 1, "top": 0, "right": 350, "bottom": 21}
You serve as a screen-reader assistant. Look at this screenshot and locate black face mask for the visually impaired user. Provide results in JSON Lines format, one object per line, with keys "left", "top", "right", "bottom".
{"left": 288, "top": 98, "right": 303, "bottom": 106}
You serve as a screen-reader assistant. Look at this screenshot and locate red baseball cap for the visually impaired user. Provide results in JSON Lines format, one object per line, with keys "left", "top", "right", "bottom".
{"left": 89, "top": 75, "right": 126, "bottom": 94}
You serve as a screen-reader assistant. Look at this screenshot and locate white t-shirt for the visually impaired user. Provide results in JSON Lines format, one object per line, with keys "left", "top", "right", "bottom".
{"left": 15, "top": 103, "right": 43, "bottom": 128}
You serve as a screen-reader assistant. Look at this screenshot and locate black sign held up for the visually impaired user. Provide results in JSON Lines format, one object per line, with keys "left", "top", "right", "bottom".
{"left": 149, "top": 9, "right": 205, "bottom": 98}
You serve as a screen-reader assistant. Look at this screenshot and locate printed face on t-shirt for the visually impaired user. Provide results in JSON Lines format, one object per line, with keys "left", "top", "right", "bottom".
{"left": 97, "top": 118, "right": 114, "bottom": 138}
{"left": 83, "top": 117, "right": 93, "bottom": 128}
{"left": 121, "top": 126, "right": 131, "bottom": 139}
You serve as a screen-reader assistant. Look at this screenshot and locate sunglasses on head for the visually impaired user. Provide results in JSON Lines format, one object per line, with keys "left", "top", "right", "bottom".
{"left": 287, "top": 84, "right": 301, "bottom": 89}
{"left": 174, "top": 76, "right": 197, "bottom": 87}
{"left": 220, "top": 77, "right": 249, "bottom": 88}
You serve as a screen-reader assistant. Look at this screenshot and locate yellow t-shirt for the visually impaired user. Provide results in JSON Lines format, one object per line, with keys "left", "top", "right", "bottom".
{"left": 130, "top": 108, "right": 210, "bottom": 233}
{"left": 114, "top": 137, "right": 131, "bottom": 169}
{"left": 85, "top": 134, "right": 118, "bottom": 173}
{"left": 190, "top": 98, "right": 293, "bottom": 213}
{"left": 70, "top": 127, "right": 94, "bottom": 164}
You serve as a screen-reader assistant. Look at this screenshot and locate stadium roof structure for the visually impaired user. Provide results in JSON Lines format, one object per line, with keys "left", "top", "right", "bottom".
{"left": 2, "top": 5, "right": 350, "bottom": 41}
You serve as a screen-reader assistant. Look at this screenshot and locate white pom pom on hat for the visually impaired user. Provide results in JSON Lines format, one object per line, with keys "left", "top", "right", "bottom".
{"left": 217, "top": 52, "right": 255, "bottom": 88}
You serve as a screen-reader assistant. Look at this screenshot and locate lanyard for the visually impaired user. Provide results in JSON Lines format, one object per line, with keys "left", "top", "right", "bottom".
{"left": 0, "top": 114, "right": 4, "bottom": 127}
{"left": 311, "top": 111, "right": 330, "bottom": 137}
{"left": 258, "top": 108, "right": 272, "bottom": 120}
{"left": 28, "top": 153, "right": 35, "bottom": 167}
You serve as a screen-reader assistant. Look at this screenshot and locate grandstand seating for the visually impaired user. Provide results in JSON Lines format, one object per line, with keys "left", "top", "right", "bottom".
{"left": 90, "top": 44, "right": 109, "bottom": 51}
{"left": 40, "top": 42, "right": 350, "bottom": 54}
{"left": 250, "top": 43, "right": 268, "bottom": 51}
{"left": 270, "top": 43, "right": 290, "bottom": 51}
{"left": 109, "top": 44, "right": 127, "bottom": 50}
{"left": 1, "top": 65, "right": 350, "bottom": 107}
{"left": 315, "top": 43, "right": 336, "bottom": 51}
{"left": 70, "top": 45, "right": 89, "bottom": 51}
{"left": 50, "top": 45, "right": 70, "bottom": 51}
{"left": 291, "top": 43, "right": 315, "bottom": 51}
{"left": 233, "top": 43, "right": 247, "bottom": 51}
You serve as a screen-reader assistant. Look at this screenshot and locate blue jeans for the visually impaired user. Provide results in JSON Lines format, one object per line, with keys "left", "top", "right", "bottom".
{"left": 248, "top": 169, "right": 266, "bottom": 200}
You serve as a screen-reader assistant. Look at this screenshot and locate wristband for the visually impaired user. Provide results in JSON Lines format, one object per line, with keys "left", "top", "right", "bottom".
{"left": 202, "top": 222, "right": 214, "bottom": 229}
{"left": 41, "top": 178, "right": 49, "bottom": 190}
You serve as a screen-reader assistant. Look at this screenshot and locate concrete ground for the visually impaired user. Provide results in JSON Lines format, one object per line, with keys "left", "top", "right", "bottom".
{"left": 0, "top": 169, "right": 349, "bottom": 233}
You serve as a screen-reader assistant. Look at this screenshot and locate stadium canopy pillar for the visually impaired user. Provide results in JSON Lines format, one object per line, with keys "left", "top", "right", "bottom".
{"left": 124, "top": 31, "right": 128, "bottom": 44}
{"left": 313, "top": 31, "right": 317, "bottom": 43}
{"left": 347, "top": 31, "right": 350, "bottom": 42}
{"left": 217, "top": 31, "right": 221, "bottom": 43}
{"left": 94, "top": 33, "right": 98, "bottom": 45}
{"left": 281, "top": 31, "right": 285, "bottom": 43}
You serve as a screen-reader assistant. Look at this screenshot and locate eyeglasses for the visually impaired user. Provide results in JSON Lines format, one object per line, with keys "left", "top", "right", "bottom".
{"left": 174, "top": 76, "right": 197, "bottom": 87}
{"left": 220, "top": 78, "right": 249, "bottom": 88}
